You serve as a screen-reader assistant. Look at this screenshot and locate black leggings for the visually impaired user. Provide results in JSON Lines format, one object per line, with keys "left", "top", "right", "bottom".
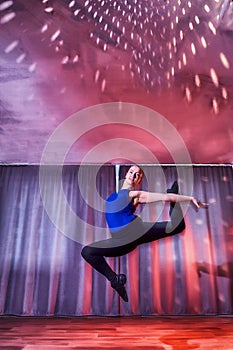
{"left": 81, "top": 203, "right": 185, "bottom": 282}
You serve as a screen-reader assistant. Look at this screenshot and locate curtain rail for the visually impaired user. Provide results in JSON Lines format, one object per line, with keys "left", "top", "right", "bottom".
{"left": 0, "top": 163, "right": 232, "bottom": 167}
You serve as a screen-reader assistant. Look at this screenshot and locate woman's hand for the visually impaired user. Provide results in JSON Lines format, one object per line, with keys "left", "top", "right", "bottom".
{"left": 191, "top": 197, "right": 200, "bottom": 209}
{"left": 191, "top": 197, "right": 209, "bottom": 210}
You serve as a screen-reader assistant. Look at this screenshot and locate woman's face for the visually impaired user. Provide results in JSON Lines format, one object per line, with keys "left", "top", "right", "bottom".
{"left": 125, "top": 166, "right": 143, "bottom": 188}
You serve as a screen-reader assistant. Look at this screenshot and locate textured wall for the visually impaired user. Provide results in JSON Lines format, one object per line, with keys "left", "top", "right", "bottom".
{"left": 0, "top": 0, "right": 233, "bottom": 164}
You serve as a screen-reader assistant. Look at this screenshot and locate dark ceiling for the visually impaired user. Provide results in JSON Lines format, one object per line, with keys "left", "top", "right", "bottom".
{"left": 0, "top": 0, "right": 233, "bottom": 164}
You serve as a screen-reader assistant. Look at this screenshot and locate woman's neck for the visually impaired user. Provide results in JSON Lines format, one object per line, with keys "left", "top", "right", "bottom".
{"left": 121, "top": 180, "right": 134, "bottom": 190}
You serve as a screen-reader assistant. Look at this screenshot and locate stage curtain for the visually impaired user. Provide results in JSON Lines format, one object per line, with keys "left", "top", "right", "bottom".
{"left": 0, "top": 164, "right": 232, "bottom": 316}
{"left": 0, "top": 164, "right": 118, "bottom": 316}
{"left": 119, "top": 165, "right": 233, "bottom": 315}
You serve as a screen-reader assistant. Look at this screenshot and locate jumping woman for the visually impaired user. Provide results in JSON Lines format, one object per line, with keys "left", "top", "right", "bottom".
{"left": 81, "top": 165, "right": 208, "bottom": 302}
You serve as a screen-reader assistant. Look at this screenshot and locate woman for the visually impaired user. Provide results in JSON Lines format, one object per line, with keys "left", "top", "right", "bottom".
{"left": 81, "top": 165, "right": 207, "bottom": 302}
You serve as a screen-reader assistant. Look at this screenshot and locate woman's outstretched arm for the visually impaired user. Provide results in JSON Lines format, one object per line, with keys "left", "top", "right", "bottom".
{"left": 129, "top": 190, "right": 200, "bottom": 208}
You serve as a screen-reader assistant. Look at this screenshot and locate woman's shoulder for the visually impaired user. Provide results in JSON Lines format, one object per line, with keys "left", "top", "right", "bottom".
{"left": 106, "top": 189, "right": 130, "bottom": 202}
{"left": 106, "top": 192, "right": 116, "bottom": 202}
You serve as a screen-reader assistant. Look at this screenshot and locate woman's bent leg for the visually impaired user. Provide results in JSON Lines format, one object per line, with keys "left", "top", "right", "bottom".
{"left": 81, "top": 245, "right": 116, "bottom": 281}
{"left": 81, "top": 238, "right": 138, "bottom": 302}
{"left": 166, "top": 201, "right": 186, "bottom": 234}
{"left": 136, "top": 202, "right": 185, "bottom": 245}
{"left": 81, "top": 238, "right": 137, "bottom": 280}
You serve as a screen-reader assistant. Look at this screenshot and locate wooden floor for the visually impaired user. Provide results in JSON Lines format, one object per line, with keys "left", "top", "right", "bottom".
{"left": 0, "top": 316, "right": 233, "bottom": 349}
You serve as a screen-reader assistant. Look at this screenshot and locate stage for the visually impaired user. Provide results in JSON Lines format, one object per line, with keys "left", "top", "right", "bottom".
{"left": 0, "top": 316, "right": 233, "bottom": 349}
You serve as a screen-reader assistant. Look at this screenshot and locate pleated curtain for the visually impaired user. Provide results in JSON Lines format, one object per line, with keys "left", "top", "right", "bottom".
{"left": 0, "top": 164, "right": 232, "bottom": 316}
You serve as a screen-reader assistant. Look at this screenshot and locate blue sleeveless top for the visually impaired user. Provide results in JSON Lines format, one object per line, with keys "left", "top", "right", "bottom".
{"left": 105, "top": 189, "right": 137, "bottom": 233}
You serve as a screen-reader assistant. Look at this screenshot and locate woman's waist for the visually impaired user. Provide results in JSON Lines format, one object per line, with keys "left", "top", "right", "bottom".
{"left": 110, "top": 216, "right": 143, "bottom": 237}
